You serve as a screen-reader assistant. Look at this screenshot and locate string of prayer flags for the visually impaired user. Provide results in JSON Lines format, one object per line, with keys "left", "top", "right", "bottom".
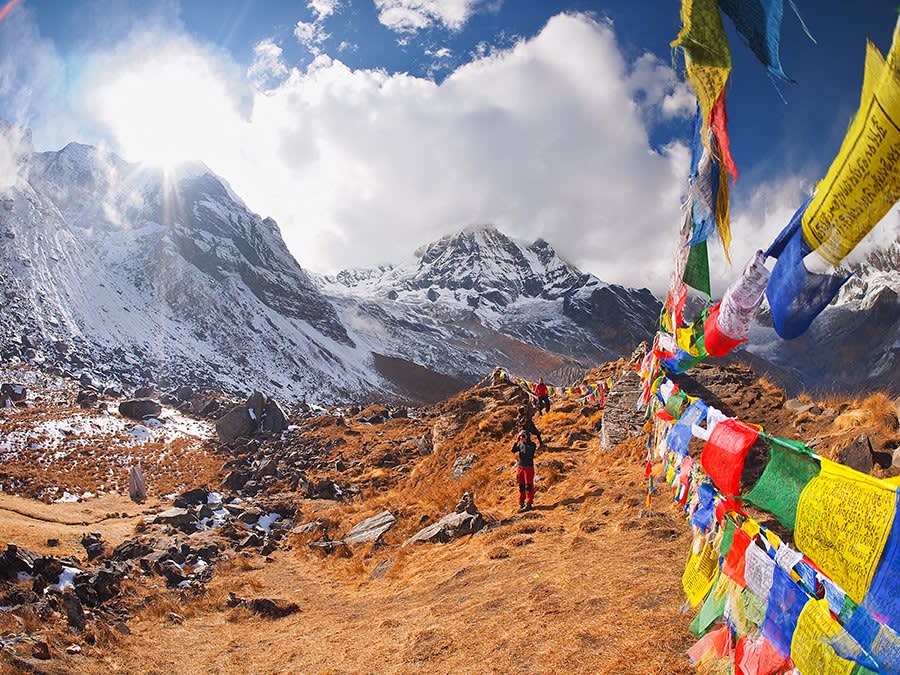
{"left": 666, "top": 398, "right": 708, "bottom": 456}
{"left": 701, "top": 418, "right": 760, "bottom": 497}
{"left": 764, "top": 199, "right": 851, "bottom": 340}
{"left": 735, "top": 635, "right": 789, "bottom": 675}
{"left": 801, "top": 17, "right": 900, "bottom": 266}
{"left": 841, "top": 604, "right": 900, "bottom": 672}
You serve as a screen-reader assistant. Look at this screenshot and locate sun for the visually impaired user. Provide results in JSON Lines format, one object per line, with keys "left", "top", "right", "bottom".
{"left": 87, "top": 48, "right": 239, "bottom": 170}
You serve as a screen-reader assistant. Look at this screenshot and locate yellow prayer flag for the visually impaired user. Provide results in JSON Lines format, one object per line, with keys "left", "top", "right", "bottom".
{"left": 682, "top": 540, "right": 719, "bottom": 607}
{"left": 802, "top": 20, "right": 900, "bottom": 265}
{"left": 715, "top": 157, "right": 732, "bottom": 262}
{"left": 790, "top": 599, "right": 856, "bottom": 675}
{"left": 672, "top": 0, "right": 732, "bottom": 149}
{"left": 794, "top": 459, "right": 898, "bottom": 603}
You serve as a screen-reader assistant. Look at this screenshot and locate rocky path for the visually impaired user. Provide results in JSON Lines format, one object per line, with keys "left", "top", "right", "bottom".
{"left": 79, "top": 440, "right": 694, "bottom": 675}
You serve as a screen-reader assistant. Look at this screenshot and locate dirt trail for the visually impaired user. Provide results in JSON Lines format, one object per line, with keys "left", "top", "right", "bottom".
{"left": 0, "top": 494, "right": 161, "bottom": 557}
{"left": 77, "top": 439, "right": 694, "bottom": 675}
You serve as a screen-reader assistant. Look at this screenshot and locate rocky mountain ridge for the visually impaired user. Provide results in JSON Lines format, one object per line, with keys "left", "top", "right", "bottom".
{"left": 0, "top": 136, "right": 660, "bottom": 403}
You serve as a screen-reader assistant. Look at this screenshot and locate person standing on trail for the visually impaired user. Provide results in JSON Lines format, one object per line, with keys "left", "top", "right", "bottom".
{"left": 512, "top": 430, "right": 537, "bottom": 511}
{"left": 517, "top": 406, "right": 543, "bottom": 446}
{"left": 534, "top": 378, "right": 550, "bottom": 415}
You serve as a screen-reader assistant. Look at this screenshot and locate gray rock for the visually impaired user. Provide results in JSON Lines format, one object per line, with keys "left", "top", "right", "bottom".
{"left": 600, "top": 369, "right": 644, "bottom": 451}
{"left": 174, "top": 385, "right": 194, "bottom": 401}
{"left": 836, "top": 434, "right": 874, "bottom": 475}
{"left": 133, "top": 386, "right": 155, "bottom": 398}
{"left": 216, "top": 405, "right": 256, "bottom": 443}
{"left": 153, "top": 507, "right": 197, "bottom": 527}
{"left": 247, "top": 391, "right": 266, "bottom": 420}
{"left": 260, "top": 398, "right": 287, "bottom": 435}
{"left": 451, "top": 453, "right": 477, "bottom": 479}
{"left": 342, "top": 511, "right": 396, "bottom": 545}
{"left": 371, "top": 559, "right": 394, "bottom": 579}
{"left": 119, "top": 398, "right": 162, "bottom": 420}
{"left": 416, "top": 435, "right": 433, "bottom": 456}
{"left": 784, "top": 398, "right": 813, "bottom": 413}
{"left": 0, "top": 382, "right": 26, "bottom": 402}
{"left": 254, "top": 459, "right": 278, "bottom": 480}
{"left": 404, "top": 510, "right": 485, "bottom": 545}
{"left": 291, "top": 521, "right": 324, "bottom": 536}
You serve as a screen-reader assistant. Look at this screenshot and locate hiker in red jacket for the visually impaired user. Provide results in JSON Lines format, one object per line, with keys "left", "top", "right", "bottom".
{"left": 512, "top": 430, "right": 537, "bottom": 511}
{"left": 534, "top": 378, "right": 550, "bottom": 415}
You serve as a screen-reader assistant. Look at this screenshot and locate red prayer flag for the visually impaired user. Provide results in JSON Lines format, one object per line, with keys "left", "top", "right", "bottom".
{"left": 701, "top": 418, "right": 760, "bottom": 497}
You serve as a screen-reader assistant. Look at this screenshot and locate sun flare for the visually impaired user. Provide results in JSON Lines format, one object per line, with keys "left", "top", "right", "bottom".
{"left": 87, "top": 48, "right": 240, "bottom": 169}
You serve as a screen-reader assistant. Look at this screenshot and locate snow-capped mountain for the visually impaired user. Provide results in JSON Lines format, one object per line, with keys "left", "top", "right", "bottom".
{"left": 0, "top": 134, "right": 662, "bottom": 402}
{"left": 746, "top": 239, "right": 900, "bottom": 393}
{"left": 317, "top": 225, "right": 661, "bottom": 390}
{"left": 1, "top": 137, "right": 376, "bottom": 401}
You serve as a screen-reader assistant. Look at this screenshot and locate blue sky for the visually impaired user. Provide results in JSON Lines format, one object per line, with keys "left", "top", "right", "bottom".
{"left": 2, "top": 0, "right": 898, "bottom": 291}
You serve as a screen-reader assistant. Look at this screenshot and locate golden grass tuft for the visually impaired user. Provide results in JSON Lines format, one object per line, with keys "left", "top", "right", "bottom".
{"left": 833, "top": 393, "right": 899, "bottom": 434}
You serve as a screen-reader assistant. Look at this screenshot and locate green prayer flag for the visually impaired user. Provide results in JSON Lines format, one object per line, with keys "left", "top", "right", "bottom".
{"left": 742, "top": 436, "right": 821, "bottom": 530}
{"left": 683, "top": 240, "right": 711, "bottom": 296}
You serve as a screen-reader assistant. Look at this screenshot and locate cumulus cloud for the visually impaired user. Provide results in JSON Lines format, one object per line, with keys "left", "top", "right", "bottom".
{"left": 240, "top": 13, "right": 692, "bottom": 292}
{"left": 294, "top": 20, "right": 330, "bottom": 54}
{"left": 248, "top": 38, "right": 289, "bottom": 89}
{"left": 375, "top": 0, "right": 486, "bottom": 33}
{"left": 309, "top": 0, "right": 341, "bottom": 20}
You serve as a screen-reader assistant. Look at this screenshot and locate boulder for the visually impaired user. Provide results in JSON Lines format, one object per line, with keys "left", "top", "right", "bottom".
{"left": 260, "top": 398, "right": 287, "bottom": 435}
{"left": 342, "top": 511, "right": 396, "bottom": 545}
{"left": 0, "top": 543, "right": 37, "bottom": 580}
{"left": 133, "top": 386, "right": 155, "bottom": 398}
{"left": 246, "top": 391, "right": 266, "bottom": 420}
{"left": 78, "top": 373, "right": 93, "bottom": 388}
{"left": 836, "top": 434, "right": 874, "bottom": 475}
{"left": 119, "top": 398, "right": 162, "bottom": 420}
{"left": 451, "top": 453, "right": 477, "bottom": 479}
{"left": 153, "top": 507, "right": 197, "bottom": 527}
{"left": 1, "top": 382, "right": 26, "bottom": 402}
{"left": 215, "top": 406, "right": 256, "bottom": 443}
{"left": 76, "top": 389, "right": 98, "bottom": 407}
{"left": 62, "top": 590, "right": 86, "bottom": 630}
{"left": 600, "top": 370, "right": 644, "bottom": 451}
{"left": 174, "top": 487, "right": 210, "bottom": 508}
{"left": 174, "top": 385, "right": 194, "bottom": 401}
{"left": 404, "top": 511, "right": 484, "bottom": 545}
{"left": 404, "top": 493, "right": 485, "bottom": 545}
{"left": 80, "top": 532, "right": 105, "bottom": 561}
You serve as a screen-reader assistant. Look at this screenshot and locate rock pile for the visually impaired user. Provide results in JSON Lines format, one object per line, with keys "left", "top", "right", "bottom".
{"left": 216, "top": 391, "right": 288, "bottom": 443}
{"left": 404, "top": 492, "right": 486, "bottom": 545}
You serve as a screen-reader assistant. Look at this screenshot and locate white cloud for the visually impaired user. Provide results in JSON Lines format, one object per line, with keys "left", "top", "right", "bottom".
{"left": 374, "top": 0, "right": 485, "bottom": 33}
{"left": 309, "top": 0, "right": 341, "bottom": 20}
{"left": 294, "top": 20, "right": 330, "bottom": 54}
{"left": 14, "top": 10, "right": 714, "bottom": 293}
{"left": 248, "top": 39, "right": 288, "bottom": 89}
